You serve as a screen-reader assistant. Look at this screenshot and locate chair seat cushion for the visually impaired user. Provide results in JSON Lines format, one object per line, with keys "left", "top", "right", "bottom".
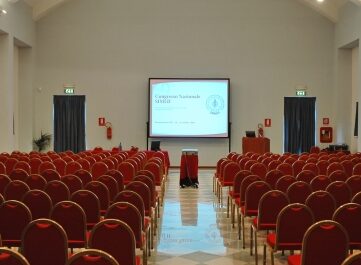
{"left": 228, "top": 190, "right": 240, "bottom": 198}
{"left": 252, "top": 218, "right": 276, "bottom": 230}
{"left": 287, "top": 254, "right": 301, "bottom": 265}
{"left": 240, "top": 206, "right": 258, "bottom": 216}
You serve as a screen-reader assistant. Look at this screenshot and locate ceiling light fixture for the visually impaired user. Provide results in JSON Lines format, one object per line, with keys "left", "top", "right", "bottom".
{"left": 0, "top": 7, "right": 7, "bottom": 15}
{"left": 317, "top": 0, "right": 324, "bottom": 3}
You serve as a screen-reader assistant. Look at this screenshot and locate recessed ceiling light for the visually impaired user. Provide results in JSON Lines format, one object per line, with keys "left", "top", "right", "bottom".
{"left": 317, "top": 0, "right": 324, "bottom": 3}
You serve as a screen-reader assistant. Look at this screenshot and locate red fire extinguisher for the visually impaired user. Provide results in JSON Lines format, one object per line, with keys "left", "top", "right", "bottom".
{"left": 105, "top": 122, "right": 112, "bottom": 140}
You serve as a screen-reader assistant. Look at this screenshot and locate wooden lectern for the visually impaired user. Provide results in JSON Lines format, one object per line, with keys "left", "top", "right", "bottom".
{"left": 242, "top": 137, "right": 270, "bottom": 154}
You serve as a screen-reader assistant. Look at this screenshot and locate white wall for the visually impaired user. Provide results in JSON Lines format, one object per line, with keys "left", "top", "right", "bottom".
{"left": 34, "top": 0, "right": 335, "bottom": 166}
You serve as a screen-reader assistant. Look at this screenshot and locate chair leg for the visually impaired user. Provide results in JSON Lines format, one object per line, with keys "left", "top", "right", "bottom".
{"left": 242, "top": 214, "right": 246, "bottom": 249}
{"left": 231, "top": 200, "right": 235, "bottom": 228}
{"left": 270, "top": 248, "right": 275, "bottom": 265}
{"left": 254, "top": 228, "right": 258, "bottom": 265}
{"left": 238, "top": 207, "right": 241, "bottom": 240}
{"left": 263, "top": 244, "right": 266, "bottom": 265}
{"left": 227, "top": 195, "right": 230, "bottom": 218}
{"left": 250, "top": 225, "right": 253, "bottom": 256}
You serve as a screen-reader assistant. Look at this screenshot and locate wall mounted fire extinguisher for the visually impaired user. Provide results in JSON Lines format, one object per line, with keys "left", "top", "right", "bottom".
{"left": 105, "top": 122, "right": 112, "bottom": 140}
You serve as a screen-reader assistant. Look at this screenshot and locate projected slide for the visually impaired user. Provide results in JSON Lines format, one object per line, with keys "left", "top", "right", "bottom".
{"left": 149, "top": 78, "right": 229, "bottom": 138}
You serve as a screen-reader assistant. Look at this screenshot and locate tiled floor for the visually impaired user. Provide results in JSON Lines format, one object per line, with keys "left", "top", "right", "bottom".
{"left": 149, "top": 169, "right": 288, "bottom": 265}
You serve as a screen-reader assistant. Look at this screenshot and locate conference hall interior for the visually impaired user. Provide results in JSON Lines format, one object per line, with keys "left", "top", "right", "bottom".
{"left": 1, "top": 0, "right": 361, "bottom": 264}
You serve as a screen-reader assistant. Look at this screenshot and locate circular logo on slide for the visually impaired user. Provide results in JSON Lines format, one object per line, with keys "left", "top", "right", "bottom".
{"left": 206, "top": 95, "right": 224, "bottom": 115}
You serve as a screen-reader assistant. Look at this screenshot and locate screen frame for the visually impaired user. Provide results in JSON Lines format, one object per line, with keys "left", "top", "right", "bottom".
{"left": 148, "top": 77, "right": 230, "bottom": 138}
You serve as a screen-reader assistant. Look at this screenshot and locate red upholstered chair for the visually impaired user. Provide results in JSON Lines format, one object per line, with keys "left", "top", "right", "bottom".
{"left": 66, "top": 249, "right": 120, "bottom": 265}
{"left": 310, "top": 146, "right": 320, "bottom": 153}
{"left": 346, "top": 175, "right": 361, "bottom": 197}
{"left": 143, "top": 162, "right": 164, "bottom": 202}
{"left": 84, "top": 156, "right": 97, "bottom": 168}
{"left": 275, "top": 175, "right": 297, "bottom": 193}
{"left": 0, "top": 200, "right": 32, "bottom": 247}
{"left": 0, "top": 248, "right": 30, "bottom": 265}
{"left": 77, "top": 159, "right": 91, "bottom": 171}
{"left": 5, "top": 158, "right": 18, "bottom": 175}
{"left": 261, "top": 157, "right": 273, "bottom": 168}
{"left": 91, "top": 162, "right": 109, "bottom": 179}
{"left": 305, "top": 190, "right": 336, "bottom": 221}
{"left": 0, "top": 163, "right": 5, "bottom": 175}
{"left": 25, "top": 174, "right": 47, "bottom": 190}
{"left": 264, "top": 203, "right": 314, "bottom": 265}
{"left": 85, "top": 181, "right": 110, "bottom": 214}
{"left": 0, "top": 174, "right": 11, "bottom": 195}
{"left": 326, "top": 181, "right": 352, "bottom": 208}
{"left": 92, "top": 155, "right": 102, "bottom": 162}
{"left": 287, "top": 181, "right": 312, "bottom": 204}
{"left": 238, "top": 157, "right": 250, "bottom": 170}
{"left": 101, "top": 159, "right": 115, "bottom": 171}
{"left": 302, "top": 163, "right": 319, "bottom": 176}
{"left": 51, "top": 201, "right": 87, "bottom": 249}
{"left": 250, "top": 162, "right": 267, "bottom": 179}
{"left": 107, "top": 156, "right": 119, "bottom": 169}
{"left": 88, "top": 219, "right": 141, "bottom": 265}
{"left": 353, "top": 163, "right": 361, "bottom": 175}
{"left": 316, "top": 160, "right": 330, "bottom": 175}
{"left": 276, "top": 163, "right": 293, "bottom": 176}
{"left": 106, "top": 169, "right": 125, "bottom": 191}
{"left": 327, "top": 162, "right": 345, "bottom": 176}
{"left": 39, "top": 161, "right": 56, "bottom": 174}
{"left": 61, "top": 174, "right": 83, "bottom": 194}
{"left": 14, "top": 161, "right": 31, "bottom": 175}
{"left": 126, "top": 181, "right": 153, "bottom": 222}
{"left": 296, "top": 170, "right": 316, "bottom": 183}
{"left": 45, "top": 180, "right": 70, "bottom": 205}
{"left": 287, "top": 220, "right": 348, "bottom": 265}
{"left": 105, "top": 202, "right": 147, "bottom": 263}
{"left": 70, "top": 154, "right": 81, "bottom": 161}
{"left": 333, "top": 203, "right": 361, "bottom": 251}
{"left": 74, "top": 169, "right": 93, "bottom": 186}
{"left": 217, "top": 161, "right": 241, "bottom": 205}
{"left": 310, "top": 174, "right": 331, "bottom": 191}
{"left": 40, "top": 156, "right": 52, "bottom": 162}
{"left": 118, "top": 162, "right": 136, "bottom": 185}
{"left": 9, "top": 168, "right": 29, "bottom": 181}
{"left": 21, "top": 218, "right": 68, "bottom": 265}
{"left": 134, "top": 175, "right": 159, "bottom": 219}
{"left": 41, "top": 168, "right": 61, "bottom": 181}
{"left": 244, "top": 160, "right": 258, "bottom": 171}
{"left": 251, "top": 190, "right": 289, "bottom": 265}
{"left": 228, "top": 170, "right": 252, "bottom": 226}
{"left": 329, "top": 169, "right": 348, "bottom": 182}
{"left": 292, "top": 160, "right": 306, "bottom": 178}
{"left": 240, "top": 181, "right": 271, "bottom": 249}
{"left": 71, "top": 190, "right": 100, "bottom": 230}
{"left": 65, "top": 161, "right": 82, "bottom": 175}
{"left": 29, "top": 158, "right": 42, "bottom": 174}
{"left": 352, "top": 191, "right": 361, "bottom": 205}
{"left": 22, "top": 189, "right": 52, "bottom": 219}
{"left": 4, "top": 180, "right": 30, "bottom": 201}
{"left": 342, "top": 252, "right": 361, "bottom": 265}
{"left": 284, "top": 157, "right": 296, "bottom": 165}
{"left": 95, "top": 175, "right": 119, "bottom": 203}
{"left": 341, "top": 159, "right": 355, "bottom": 178}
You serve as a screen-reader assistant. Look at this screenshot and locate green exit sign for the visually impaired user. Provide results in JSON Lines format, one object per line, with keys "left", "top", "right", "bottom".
{"left": 296, "top": 90, "right": 306, "bottom": 96}
{"left": 64, "top": 88, "right": 75, "bottom": 94}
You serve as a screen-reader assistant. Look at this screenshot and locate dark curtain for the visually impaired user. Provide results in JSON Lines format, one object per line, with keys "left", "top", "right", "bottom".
{"left": 355, "top": 102, "right": 358, "bottom": 137}
{"left": 284, "top": 97, "right": 316, "bottom": 154}
{"left": 54, "top": 95, "right": 86, "bottom": 153}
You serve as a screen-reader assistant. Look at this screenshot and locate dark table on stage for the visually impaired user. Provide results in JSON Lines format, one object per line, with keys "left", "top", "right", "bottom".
{"left": 179, "top": 149, "right": 199, "bottom": 187}
{"left": 242, "top": 137, "right": 270, "bottom": 154}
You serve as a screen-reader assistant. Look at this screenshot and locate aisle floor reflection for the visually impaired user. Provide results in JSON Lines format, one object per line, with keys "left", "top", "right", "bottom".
{"left": 150, "top": 169, "right": 287, "bottom": 265}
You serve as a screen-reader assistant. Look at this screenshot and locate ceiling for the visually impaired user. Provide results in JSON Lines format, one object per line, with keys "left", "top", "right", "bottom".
{"left": 22, "top": 0, "right": 359, "bottom": 21}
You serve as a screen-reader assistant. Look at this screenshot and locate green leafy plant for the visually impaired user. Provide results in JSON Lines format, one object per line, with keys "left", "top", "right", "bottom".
{"left": 33, "top": 132, "right": 52, "bottom": 152}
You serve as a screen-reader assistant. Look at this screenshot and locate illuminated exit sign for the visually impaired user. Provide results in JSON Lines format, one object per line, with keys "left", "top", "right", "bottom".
{"left": 64, "top": 84, "right": 75, "bottom": 94}
{"left": 296, "top": 90, "right": 307, "bottom": 96}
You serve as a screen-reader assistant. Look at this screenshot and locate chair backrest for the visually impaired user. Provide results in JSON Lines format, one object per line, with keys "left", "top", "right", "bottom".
{"left": 287, "top": 181, "right": 312, "bottom": 203}
{"left": 0, "top": 247, "right": 30, "bottom": 265}
{"left": 118, "top": 162, "right": 136, "bottom": 184}
{"left": 244, "top": 160, "right": 258, "bottom": 171}
{"left": 74, "top": 169, "right": 93, "bottom": 186}
{"left": 275, "top": 175, "right": 296, "bottom": 193}
{"left": 101, "top": 159, "right": 115, "bottom": 171}
{"left": 327, "top": 162, "right": 345, "bottom": 176}
{"left": 77, "top": 159, "right": 91, "bottom": 171}
{"left": 61, "top": 174, "right": 83, "bottom": 194}
{"left": 41, "top": 168, "right": 61, "bottom": 181}
{"left": 143, "top": 162, "right": 162, "bottom": 186}
{"left": 95, "top": 175, "right": 119, "bottom": 202}
{"left": 333, "top": 202, "right": 361, "bottom": 250}
{"left": 316, "top": 160, "right": 330, "bottom": 175}
{"left": 292, "top": 160, "right": 306, "bottom": 178}
{"left": 105, "top": 202, "right": 143, "bottom": 248}
{"left": 0, "top": 174, "right": 11, "bottom": 195}
{"left": 305, "top": 190, "right": 336, "bottom": 221}
{"left": 51, "top": 201, "right": 87, "bottom": 248}
{"left": 0, "top": 163, "right": 5, "bottom": 175}
{"left": 257, "top": 190, "right": 289, "bottom": 230}
{"left": 239, "top": 175, "right": 261, "bottom": 206}
{"left": 21, "top": 218, "right": 68, "bottom": 265}
{"left": 0, "top": 200, "right": 32, "bottom": 247}
{"left": 296, "top": 170, "right": 316, "bottom": 183}
{"left": 310, "top": 174, "right": 331, "bottom": 191}
{"left": 231, "top": 170, "right": 252, "bottom": 196}
{"left": 5, "top": 158, "right": 19, "bottom": 175}
{"left": 22, "top": 189, "right": 52, "bottom": 219}
{"left": 353, "top": 163, "right": 361, "bottom": 175}
{"left": 39, "top": 161, "right": 56, "bottom": 174}
{"left": 352, "top": 191, "right": 361, "bottom": 205}
{"left": 113, "top": 190, "right": 145, "bottom": 227}
{"left": 250, "top": 162, "right": 267, "bottom": 179}
{"left": 44, "top": 180, "right": 70, "bottom": 205}
{"left": 298, "top": 220, "right": 348, "bottom": 265}
{"left": 244, "top": 181, "right": 271, "bottom": 215}
{"left": 14, "top": 161, "right": 31, "bottom": 175}
{"left": 302, "top": 163, "right": 319, "bottom": 176}
{"left": 346, "top": 175, "right": 361, "bottom": 197}
{"left": 85, "top": 181, "right": 110, "bottom": 212}
{"left": 25, "top": 174, "right": 47, "bottom": 190}
{"left": 326, "top": 181, "right": 352, "bottom": 208}
{"left": 52, "top": 158, "right": 67, "bottom": 176}
{"left": 276, "top": 163, "right": 293, "bottom": 176}
{"left": 341, "top": 160, "right": 354, "bottom": 178}
{"left": 71, "top": 190, "right": 100, "bottom": 229}
{"left": 29, "top": 158, "right": 42, "bottom": 174}
{"left": 329, "top": 169, "right": 348, "bottom": 182}
{"left": 66, "top": 249, "right": 120, "bottom": 265}
{"left": 65, "top": 161, "right": 83, "bottom": 175}
{"left": 91, "top": 162, "right": 109, "bottom": 179}
{"left": 238, "top": 157, "right": 250, "bottom": 170}
{"left": 84, "top": 156, "right": 97, "bottom": 167}
{"left": 4, "top": 180, "right": 30, "bottom": 201}
{"left": 89, "top": 219, "right": 136, "bottom": 265}
{"left": 126, "top": 181, "right": 151, "bottom": 216}
{"left": 106, "top": 169, "right": 125, "bottom": 191}
{"left": 275, "top": 203, "right": 314, "bottom": 250}
{"left": 268, "top": 160, "right": 282, "bottom": 171}
{"left": 222, "top": 162, "right": 241, "bottom": 183}
{"left": 133, "top": 175, "right": 155, "bottom": 206}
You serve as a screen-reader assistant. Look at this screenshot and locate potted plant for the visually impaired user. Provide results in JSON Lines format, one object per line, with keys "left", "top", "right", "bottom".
{"left": 33, "top": 132, "right": 52, "bottom": 152}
